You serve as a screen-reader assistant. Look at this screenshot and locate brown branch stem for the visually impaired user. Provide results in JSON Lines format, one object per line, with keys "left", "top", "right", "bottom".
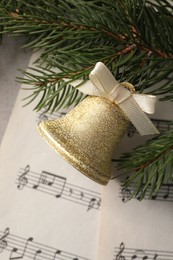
{"left": 134, "top": 145, "right": 173, "bottom": 173}
{"left": 7, "top": 11, "right": 173, "bottom": 59}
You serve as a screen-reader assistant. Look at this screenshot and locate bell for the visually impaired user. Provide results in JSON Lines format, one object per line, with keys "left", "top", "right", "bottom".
{"left": 37, "top": 96, "right": 129, "bottom": 185}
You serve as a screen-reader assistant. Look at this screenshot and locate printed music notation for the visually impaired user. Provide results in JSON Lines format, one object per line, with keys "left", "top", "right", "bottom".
{"left": 16, "top": 165, "right": 101, "bottom": 212}
{"left": 0, "top": 227, "right": 92, "bottom": 260}
{"left": 120, "top": 181, "right": 173, "bottom": 203}
{"left": 127, "top": 118, "right": 173, "bottom": 137}
{"left": 114, "top": 242, "right": 173, "bottom": 259}
{"left": 37, "top": 110, "right": 67, "bottom": 123}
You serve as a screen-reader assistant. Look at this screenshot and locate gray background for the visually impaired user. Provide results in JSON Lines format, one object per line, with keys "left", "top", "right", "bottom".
{"left": 0, "top": 36, "right": 31, "bottom": 144}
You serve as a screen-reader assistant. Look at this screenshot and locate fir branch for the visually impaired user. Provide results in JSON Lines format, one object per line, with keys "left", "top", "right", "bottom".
{"left": 19, "top": 66, "right": 87, "bottom": 113}
{"left": 0, "top": 0, "right": 173, "bottom": 111}
{"left": 118, "top": 131, "right": 173, "bottom": 200}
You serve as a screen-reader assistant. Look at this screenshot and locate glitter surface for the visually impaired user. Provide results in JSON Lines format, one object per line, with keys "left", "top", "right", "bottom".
{"left": 38, "top": 96, "right": 129, "bottom": 185}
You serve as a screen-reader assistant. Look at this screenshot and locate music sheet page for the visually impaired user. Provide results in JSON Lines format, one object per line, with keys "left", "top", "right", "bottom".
{"left": 97, "top": 101, "right": 173, "bottom": 260}
{"left": 0, "top": 54, "right": 102, "bottom": 260}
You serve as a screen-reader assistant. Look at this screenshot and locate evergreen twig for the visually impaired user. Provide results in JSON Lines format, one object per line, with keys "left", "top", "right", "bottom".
{"left": 118, "top": 131, "right": 173, "bottom": 200}
{"left": 0, "top": 0, "right": 173, "bottom": 112}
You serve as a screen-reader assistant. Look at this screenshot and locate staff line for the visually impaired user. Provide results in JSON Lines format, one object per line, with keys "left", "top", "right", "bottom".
{"left": 18, "top": 169, "right": 101, "bottom": 196}
{"left": 0, "top": 228, "right": 92, "bottom": 260}
{"left": 17, "top": 173, "right": 101, "bottom": 200}
{"left": 15, "top": 181, "right": 100, "bottom": 209}
{"left": 16, "top": 176, "right": 101, "bottom": 203}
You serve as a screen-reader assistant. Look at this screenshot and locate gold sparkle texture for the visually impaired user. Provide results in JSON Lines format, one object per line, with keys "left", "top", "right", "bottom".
{"left": 37, "top": 95, "right": 130, "bottom": 185}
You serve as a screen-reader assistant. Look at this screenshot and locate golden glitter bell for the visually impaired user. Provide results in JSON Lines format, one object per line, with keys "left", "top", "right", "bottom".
{"left": 38, "top": 96, "right": 129, "bottom": 185}
{"left": 37, "top": 62, "right": 159, "bottom": 185}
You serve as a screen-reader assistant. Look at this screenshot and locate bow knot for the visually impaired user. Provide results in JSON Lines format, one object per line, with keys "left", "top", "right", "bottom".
{"left": 69, "top": 62, "right": 159, "bottom": 136}
{"left": 108, "top": 83, "right": 132, "bottom": 104}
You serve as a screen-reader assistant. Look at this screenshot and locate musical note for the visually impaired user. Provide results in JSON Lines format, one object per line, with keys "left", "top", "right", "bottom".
{"left": 87, "top": 198, "right": 97, "bottom": 211}
{"left": 9, "top": 237, "right": 33, "bottom": 259}
{"left": 69, "top": 188, "right": 73, "bottom": 196}
{"left": 116, "top": 242, "right": 125, "bottom": 260}
{"left": 163, "top": 184, "right": 170, "bottom": 199}
{"left": 151, "top": 193, "right": 158, "bottom": 200}
{"left": 53, "top": 249, "right": 61, "bottom": 260}
{"left": 156, "top": 120, "right": 160, "bottom": 130}
{"left": 0, "top": 227, "right": 9, "bottom": 253}
{"left": 132, "top": 250, "right": 148, "bottom": 260}
{"left": 55, "top": 175, "right": 66, "bottom": 198}
{"left": 153, "top": 253, "right": 158, "bottom": 259}
{"left": 33, "top": 249, "right": 42, "bottom": 260}
{"left": 80, "top": 192, "right": 84, "bottom": 200}
{"left": 33, "top": 170, "right": 66, "bottom": 198}
{"left": 121, "top": 187, "right": 131, "bottom": 202}
{"left": 17, "top": 165, "right": 30, "bottom": 190}
{"left": 127, "top": 124, "right": 135, "bottom": 137}
{"left": 33, "top": 170, "right": 55, "bottom": 189}
{"left": 87, "top": 198, "right": 101, "bottom": 211}
{"left": 96, "top": 198, "right": 101, "bottom": 209}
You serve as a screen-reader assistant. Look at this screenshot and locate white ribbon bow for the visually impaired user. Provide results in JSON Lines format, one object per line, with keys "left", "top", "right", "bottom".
{"left": 69, "top": 62, "right": 159, "bottom": 136}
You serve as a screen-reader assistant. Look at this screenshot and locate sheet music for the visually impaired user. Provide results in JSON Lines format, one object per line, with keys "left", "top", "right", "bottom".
{"left": 0, "top": 54, "right": 102, "bottom": 260}
{"left": 120, "top": 178, "right": 173, "bottom": 202}
{"left": 97, "top": 101, "right": 173, "bottom": 260}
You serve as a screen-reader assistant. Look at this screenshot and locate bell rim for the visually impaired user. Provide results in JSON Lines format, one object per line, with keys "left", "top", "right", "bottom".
{"left": 37, "top": 122, "right": 110, "bottom": 186}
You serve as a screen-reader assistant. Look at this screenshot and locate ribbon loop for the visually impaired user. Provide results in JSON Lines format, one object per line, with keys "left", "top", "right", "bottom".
{"left": 89, "top": 62, "right": 120, "bottom": 94}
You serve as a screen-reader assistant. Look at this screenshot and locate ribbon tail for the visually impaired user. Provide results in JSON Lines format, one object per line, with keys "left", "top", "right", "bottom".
{"left": 119, "top": 97, "right": 160, "bottom": 136}
{"left": 64, "top": 78, "right": 103, "bottom": 96}
{"left": 133, "top": 94, "right": 157, "bottom": 114}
